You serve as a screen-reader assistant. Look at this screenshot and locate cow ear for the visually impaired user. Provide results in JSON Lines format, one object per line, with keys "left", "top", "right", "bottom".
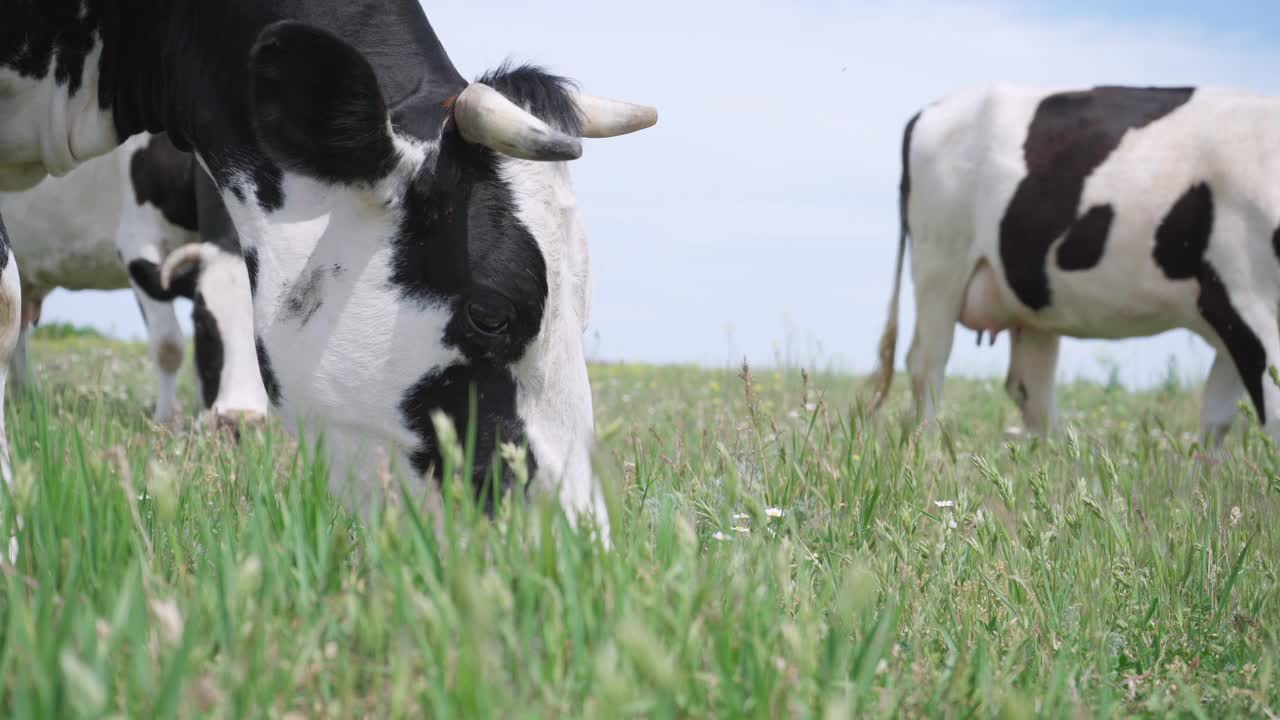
{"left": 129, "top": 259, "right": 196, "bottom": 301}
{"left": 249, "top": 21, "right": 398, "bottom": 185}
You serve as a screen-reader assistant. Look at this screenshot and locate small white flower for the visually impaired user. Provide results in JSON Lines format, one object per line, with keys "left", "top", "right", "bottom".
{"left": 711, "top": 531, "right": 731, "bottom": 542}
{"left": 934, "top": 500, "right": 956, "bottom": 509}
{"left": 787, "top": 410, "right": 800, "bottom": 419}
{"left": 733, "top": 526, "right": 751, "bottom": 534}
{"left": 765, "top": 507, "right": 783, "bottom": 518}
{"left": 1230, "top": 506, "right": 1242, "bottom": 526}
{"left": 731, "top": 512, "right": 749, "bottom": 521}
{"left": 804, "top": 403, "right": 817, "bottom": 412}
{"left": 948, "top": 519, "right": 958, "bottom": 529}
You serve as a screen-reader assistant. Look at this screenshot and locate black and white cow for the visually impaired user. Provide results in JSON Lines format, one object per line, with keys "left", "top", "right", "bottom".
{"left": 868, "top": 84, "right": 1280, "bottom": 446}
{"left": 0, "top": 132, "right": 267, "bottom": 426}
{"left": 1, "top": 2, "right": 656, "bottom": 541}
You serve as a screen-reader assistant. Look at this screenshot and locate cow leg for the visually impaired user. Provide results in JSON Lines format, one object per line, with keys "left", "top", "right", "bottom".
{"left": 0, "top": 256, "right": 19, "bottom": 484}
{"left": 0, "top": 212, "right": 22, "bottom": 561}
{"left": 904, "top": 271, "right": 969, "bottom": 429}
{"left": 120, "top": 240, "right": 186, "bottom": 422}
{"left": 1196, "top": 272, "right": 1280, "bottom": 444}
{"left": 0, "top": 218, "right": 24, "bottom": 564}
{"left": 8, "top": 294, "right": 42, "bottom": 392}
{"left": 1005, "top": 327, "right": 1060, "bottom": 435}
{"left": 133, "top": 286, "right": 185, "bottom": 424}
{"left": 1199, "top": 349, "right": 1244, "bottom": 448}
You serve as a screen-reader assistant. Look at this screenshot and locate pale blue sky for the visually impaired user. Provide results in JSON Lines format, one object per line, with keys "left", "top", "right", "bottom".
{"left": 38, "top": 1, "right": 1280, "bottom": 388}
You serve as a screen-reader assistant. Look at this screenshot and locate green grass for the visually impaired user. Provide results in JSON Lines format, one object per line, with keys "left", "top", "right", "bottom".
{"left": 1, "top": 333, "right": 1277, "bottom": 718}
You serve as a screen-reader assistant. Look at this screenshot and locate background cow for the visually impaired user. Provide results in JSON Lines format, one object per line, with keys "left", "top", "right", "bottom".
{"left": 1, "top": 2, "right": 657, "bottom": 541}
{"left": 868, "top": 83, "right": 1280, "bottom": 446}
{"left": 0, "top": 133, "right": 267, "bottom": 426}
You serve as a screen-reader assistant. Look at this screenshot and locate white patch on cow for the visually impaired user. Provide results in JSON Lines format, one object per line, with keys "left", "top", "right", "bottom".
{"left": 217, "top": 158, "right": 460, "bottom": 513}
{"left": 0, "top": 38, "right": 117, "bottom": 191}
{"left": 891, "top": 83, "right": 1280, "bottom": 441}
{"left": 501, "top": 158, "right": 608, "bottom": 540}
{"left": 197, "top": 245, "right": 269, "bottom": 419}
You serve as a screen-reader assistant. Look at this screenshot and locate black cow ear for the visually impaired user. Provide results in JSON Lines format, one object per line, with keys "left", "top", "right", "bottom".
{"left": 129, "top": 259, "right": 196, "bottom": 301}
{"left": 249, "top": 21, "right": 398, "bottom": 185}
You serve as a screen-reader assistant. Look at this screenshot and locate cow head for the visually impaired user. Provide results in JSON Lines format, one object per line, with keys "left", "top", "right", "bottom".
{"left": 181, "top": 22, "right": 656, "bottom": 537}
{"left": 131, "top": 241, "right": 268, "bottom": 425}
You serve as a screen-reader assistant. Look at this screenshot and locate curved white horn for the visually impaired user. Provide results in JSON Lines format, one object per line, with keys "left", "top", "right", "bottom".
{"left": 160, "top": 243, "right": 216, "bottom": 291}
{"left": 453, "top": 83, "right": 583, "bottom": 162}
{"left": 572, "top": 92, "right": 658, "bottom": 138}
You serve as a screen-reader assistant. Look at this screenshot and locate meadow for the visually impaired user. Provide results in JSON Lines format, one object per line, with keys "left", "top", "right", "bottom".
{"left": 0, "top": 326, "right": 1276, "bottom": 718}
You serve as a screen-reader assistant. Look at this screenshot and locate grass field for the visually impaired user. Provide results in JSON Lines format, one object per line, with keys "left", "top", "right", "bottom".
{"left": 1, "top": 328, "right": 1277, "bottom": 718}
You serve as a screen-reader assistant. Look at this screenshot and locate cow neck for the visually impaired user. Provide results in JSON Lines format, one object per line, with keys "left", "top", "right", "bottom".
{"left": 100, "top": 0, "right": 464, "bottom": 173}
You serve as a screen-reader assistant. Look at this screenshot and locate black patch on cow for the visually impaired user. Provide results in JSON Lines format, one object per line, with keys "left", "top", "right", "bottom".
{"left": 1197, "top": 263, "right": 1267, "bottom": 422}
{"left": 281, "top": 265, "right": 324, "bottom": 328}
{"left": 1154, "top": 183, "right": 1215, "bottom": 280}
{"left": 900, "top": 110, "right": 922, "bottom": 237}
{"left": 1144, "top": 185, "right": 1267, "bottom": 422}
{"left": 128, "top": 259, "right": 196, "bottom": 301}
{"left": 1000, "top": 86, "right": 1194, "bottom": 310}
{"left": 255, "top": 337, "right": 281, "bottom": 408}
{"left": 0, "top": 212, "right": 10, "bottom": 271}
{"left": 89, "top": 0, "right": 466, "bottom": 215}
{"left": 248, "top": 22, "right": 399, "bottom": 187}
{"left": 1056, "top": 204, "right": 1114, "bottom": 271}
{"left": 192, "top": 292, "right": 223, "bottom": 409}
{"left": 130, "top": 134, "right": 198, "bottom": 231}
{"left": 0, "top": 1, "right": 99, "bottom": 95}
{"left": 399, "top": 364, "right": 536, "bottom": 512}
{"left": 1273, "top": 226, "right": 1280, "bottom": 262}
{"left": 243, "top": 248, "right": 259, "bottom": 297}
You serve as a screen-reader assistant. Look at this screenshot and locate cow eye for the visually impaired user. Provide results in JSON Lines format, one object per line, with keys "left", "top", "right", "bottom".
{"left": 466, "top": 300, "right": 510, "bottom": 336}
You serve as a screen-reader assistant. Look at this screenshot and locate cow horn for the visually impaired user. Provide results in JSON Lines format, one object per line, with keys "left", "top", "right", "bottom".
{"left": 572, "top": 92, "right": 658, "bottom": 138}
{"left": 160, "top": 244, "right": 215, "bottom": 291}
{"left": 453, "top": 83, "right": 582, "bottom": 162}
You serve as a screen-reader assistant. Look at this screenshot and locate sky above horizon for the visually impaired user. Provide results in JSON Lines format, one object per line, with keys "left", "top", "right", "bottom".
{"left": 32, "top": 1, "right": 1280, "bottom": 389}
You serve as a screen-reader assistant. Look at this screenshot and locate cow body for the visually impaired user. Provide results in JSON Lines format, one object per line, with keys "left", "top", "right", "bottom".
{"left": 869, "top": 84, "right": 1280, "bottom": 444}
{"left": 0, "top": 132, "right": 267, "bottom": 425}
{"left": 1, "top": 1, "right": 657, "bottom": 543}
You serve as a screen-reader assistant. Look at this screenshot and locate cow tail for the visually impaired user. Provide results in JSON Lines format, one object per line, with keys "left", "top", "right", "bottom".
{"left": 866, "top": 110, "right": 921, "bottom": 414}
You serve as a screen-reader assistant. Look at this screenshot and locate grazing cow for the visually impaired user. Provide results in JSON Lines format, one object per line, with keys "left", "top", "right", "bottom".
{"left": 0, "top": 2, "right": 657, "bottom": 541}
{"left": 0, "top": 132, "right": 267, "bottom": 425}
{"left": 868, "top": 83, "right": 1280, "bottom": 446}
